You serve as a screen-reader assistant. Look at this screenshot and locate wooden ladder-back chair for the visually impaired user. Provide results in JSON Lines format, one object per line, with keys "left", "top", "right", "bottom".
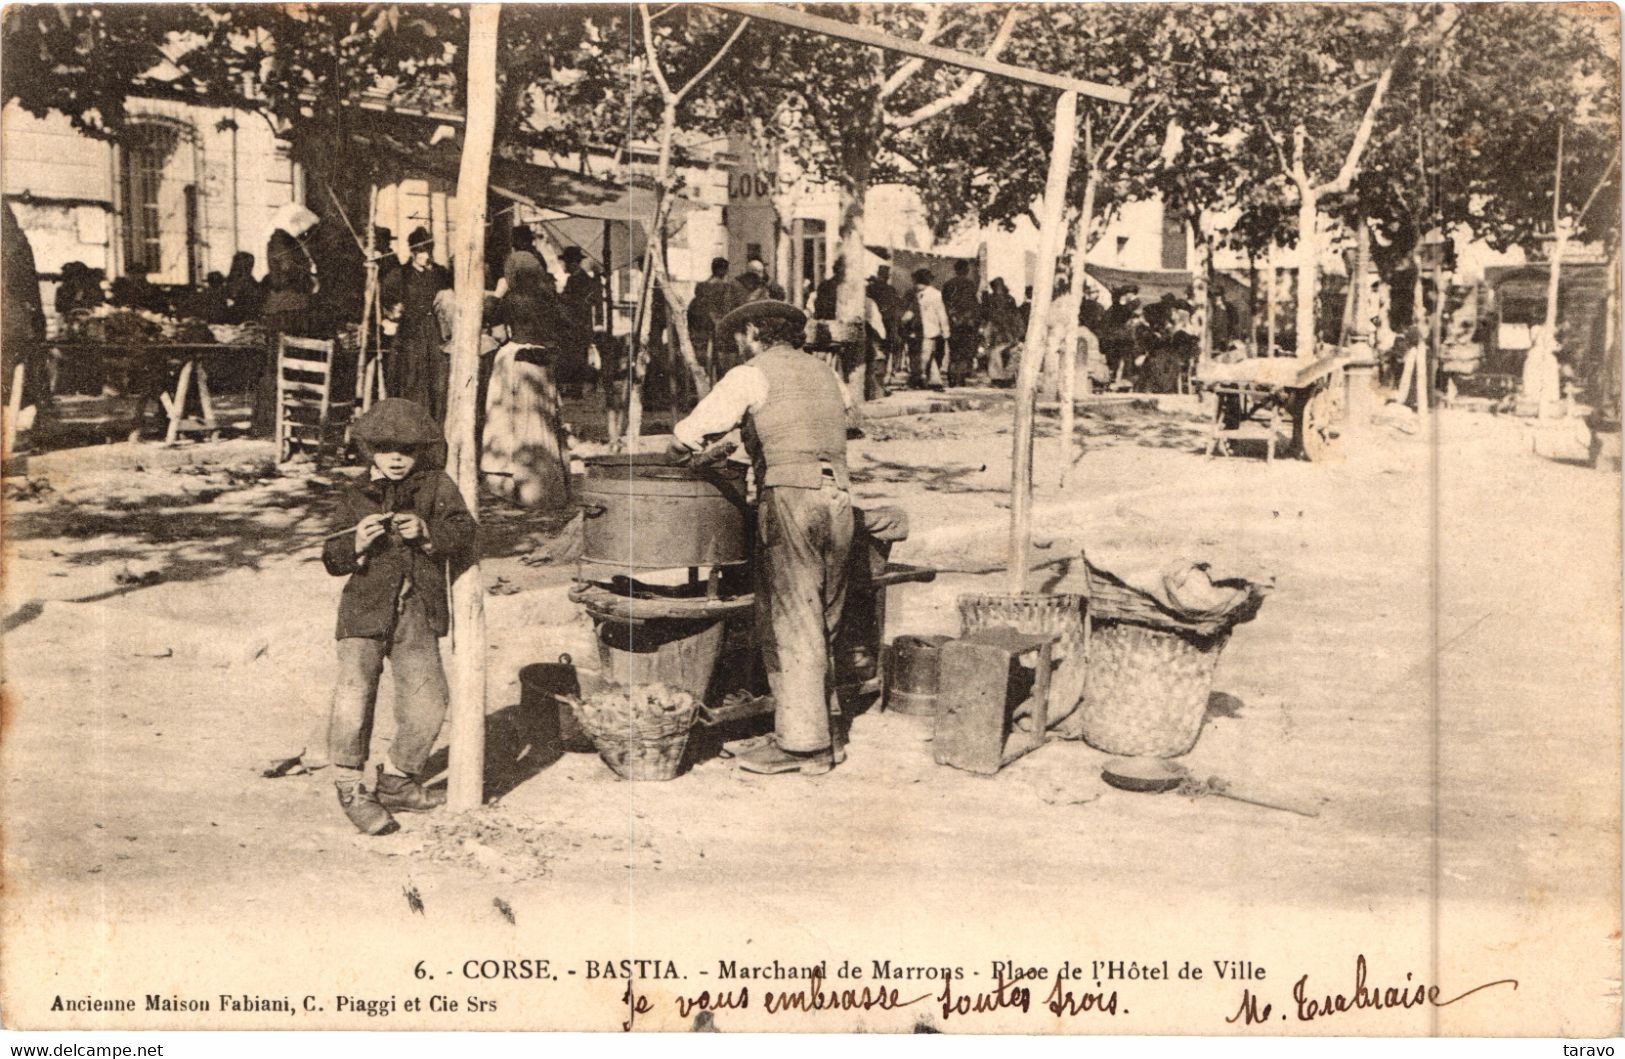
{"left": 275, "top": 335, "right": 351, "bottom": 465}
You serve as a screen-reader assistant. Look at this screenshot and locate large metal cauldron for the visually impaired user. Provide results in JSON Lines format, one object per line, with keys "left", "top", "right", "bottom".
{"left": 579, "top": 453, "right": 748, "bottom": 569}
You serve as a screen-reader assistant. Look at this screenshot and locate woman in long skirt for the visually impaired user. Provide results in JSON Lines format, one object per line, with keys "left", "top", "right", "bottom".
{"left": 481, "top": 267, "right": 571, "bottom": 509}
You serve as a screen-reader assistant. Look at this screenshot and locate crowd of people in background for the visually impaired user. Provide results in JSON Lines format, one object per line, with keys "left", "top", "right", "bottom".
{"left": 23, "top": 226, "right": 1242, "bottom": 434}
{"left": 29, "top": 215, "right": 614, "bottom": 438}
{"left": 18, "top": 204, "right": 1465, "bottom": 458}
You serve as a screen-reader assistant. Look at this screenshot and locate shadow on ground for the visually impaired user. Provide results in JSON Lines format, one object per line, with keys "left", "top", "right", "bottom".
{"left": 851, "top": 457, "right": 1001, "bottom": 494}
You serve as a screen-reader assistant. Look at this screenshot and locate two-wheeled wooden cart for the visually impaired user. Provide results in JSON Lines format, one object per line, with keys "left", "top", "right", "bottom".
{"left": 1196, "top": 354, "right": 1349, "bottom": 462}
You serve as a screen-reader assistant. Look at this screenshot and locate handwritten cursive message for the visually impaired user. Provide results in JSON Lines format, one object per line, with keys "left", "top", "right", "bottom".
{"left": 622, "top": 968, "right": 1126, "bottom": 1030}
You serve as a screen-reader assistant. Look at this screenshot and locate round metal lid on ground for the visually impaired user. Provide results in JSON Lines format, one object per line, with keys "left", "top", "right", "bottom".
{"left": 1100, "top": 755, "right": 1188, "bottom": 793}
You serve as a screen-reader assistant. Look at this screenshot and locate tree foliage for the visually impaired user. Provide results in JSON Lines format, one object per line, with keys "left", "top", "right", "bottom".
{"left": 707, "top": 5, "right": 1017, "bottom": 198}
{"left": 5, "top": 1, "right": 1618, "bottom": 299}
{"left": 914, "top": 5, "right": 1177, "bottom": 237}
{"left": 1339, "top": 3, "right": 1618, "bottom": 282}
{"left": 4, "top": 4, "right": 459, "bottom": 139}
{"left": 1446, "top": 4, "right": 1619, "bottom": 253}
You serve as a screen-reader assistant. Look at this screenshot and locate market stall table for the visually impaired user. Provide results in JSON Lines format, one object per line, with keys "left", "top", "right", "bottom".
{"left": 45, "top": 339, "right": 266, "bottom": 443}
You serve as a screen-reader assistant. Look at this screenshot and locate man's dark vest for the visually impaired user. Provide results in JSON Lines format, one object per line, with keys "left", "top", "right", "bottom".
{"left": 745, "top": 346, "right": 849, "bottom": 489}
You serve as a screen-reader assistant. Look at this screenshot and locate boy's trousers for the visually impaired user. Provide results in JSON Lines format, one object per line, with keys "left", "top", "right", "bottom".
{"left": 328, "top": 594, "right": 449, "bottom": 775}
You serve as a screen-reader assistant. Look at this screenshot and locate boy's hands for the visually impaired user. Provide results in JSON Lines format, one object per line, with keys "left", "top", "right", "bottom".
{"left": 354, "top": 513, "right": 388, "bottom": 552}
{"left": 350, "top": 513, "right": 431, "bottom": 557}
{"left": 391, "top": 512, "right": 427, "bottom": 542}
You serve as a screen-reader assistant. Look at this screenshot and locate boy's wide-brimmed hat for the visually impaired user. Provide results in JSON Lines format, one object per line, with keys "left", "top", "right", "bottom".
{"left": 407, "top": 226, "right": 434, "bottom": 250}
{"left": 716, "top": 299, "right": 807, "bottom": 336}
{"left": 352, "top": 398, "right": 442, "bottom": 447}
{"left": 560, "top": 246, "right": 586, "bottom": 263}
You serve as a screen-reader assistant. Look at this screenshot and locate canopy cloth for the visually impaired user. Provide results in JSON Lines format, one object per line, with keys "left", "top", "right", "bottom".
{"left": 353, "top": 131, "right": 690, "bottom": 271}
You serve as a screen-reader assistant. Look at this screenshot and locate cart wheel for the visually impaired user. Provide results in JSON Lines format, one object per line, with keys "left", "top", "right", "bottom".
{"left": 1299, "top": 384, "right": 1339, "bottom": 461}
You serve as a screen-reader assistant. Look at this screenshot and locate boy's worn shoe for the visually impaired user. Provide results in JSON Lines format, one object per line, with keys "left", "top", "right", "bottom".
{"left": 735, "top": 738, "right": 841, "bottom": 776}
{"left": 375, "top": 766, "right": 446, "bottom": 812}
{"left": 336, "top": 782, "right": 399, "bottom": 836}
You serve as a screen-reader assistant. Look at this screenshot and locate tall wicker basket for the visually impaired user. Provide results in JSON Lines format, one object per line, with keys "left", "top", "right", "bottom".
{"left": 1063, "top": 561, "right": 1259, "bottom": 756}
{"left": 957, "top": 593, "right": 1088, "bottom": 727}
{"left": 1073, "top": 620, "right": 1229, "bottom": 756}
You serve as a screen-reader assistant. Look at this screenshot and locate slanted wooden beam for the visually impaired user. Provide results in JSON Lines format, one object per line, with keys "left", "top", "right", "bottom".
{"left": 709, "top": 3, "right": 1132, "bottom": 104}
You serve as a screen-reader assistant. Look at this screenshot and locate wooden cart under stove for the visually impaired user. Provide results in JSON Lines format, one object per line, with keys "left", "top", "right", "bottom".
{"left": 569, "top": 558, "right": 937, "bottom": 728}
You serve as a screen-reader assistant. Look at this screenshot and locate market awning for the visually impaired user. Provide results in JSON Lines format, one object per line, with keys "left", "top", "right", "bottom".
{"left": 1485, "top": 262, "right": 1612, "bottom": 298}
{"left": 1084, "top": 263, "right": 1192, "bottom": 301}
{"left": 529, "top": 215, "right": 642, "bottom": 274}
{"left": 353, "top": 131, "right": 682, "bottom": 227}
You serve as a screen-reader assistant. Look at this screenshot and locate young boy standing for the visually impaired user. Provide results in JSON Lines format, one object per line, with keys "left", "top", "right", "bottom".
{"left": 321, "top": 399, "right": 476, "bottom": 835}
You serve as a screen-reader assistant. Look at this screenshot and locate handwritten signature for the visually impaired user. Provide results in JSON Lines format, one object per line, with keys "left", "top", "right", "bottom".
{"left": 623, "top": 969, "right": 1122, "bottom": 1030}
{"left": 1227, "top": 953, "right": 1518, "bottom": 1025}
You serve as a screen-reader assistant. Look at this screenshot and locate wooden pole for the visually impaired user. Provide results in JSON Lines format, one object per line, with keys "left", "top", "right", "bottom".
{"left": 624, "top": 101, "right": 678, "bottom": 446}
{"left": 1265, "top": 248, "right": 1277, "bottom": 356}
{"left": 706, "top": 3, "right": 1130, "bottom": 103}
{"left": 1606, "top": 246, "right": 1620, "bottom": 414}
{"left": 444, "top": 2, "right": 500, "bottom": 813}
{"left": 1545, "top": 124, "right": 1566, "bottom": 332}
{"left": 603, "top": 218, "right": 614, "bottom": 342}
{"left": 1007, "top": 90, "right": 1078, "bottom": 596}
{"left": 1426, "top": 247, "right": 1444, "bottom": 421}
{"left": 1399, "top": 258, "right": 1422, "bottom": 405}
{"left": 4, "top": 362, "right": 25, "bottom": 459}
{"left": 1059, "top": 162, "right": 1096, "bottom": 491}
{"left": 358, "top": 186, "right": 379, "bottom": 409}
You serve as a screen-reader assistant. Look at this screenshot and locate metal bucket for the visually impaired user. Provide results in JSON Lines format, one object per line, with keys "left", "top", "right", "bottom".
{"left": 579, "top": 454, "right": 748, "bottom": 570}
{"left": 886, "top": 634, "right": 950, "bottom": 716}
{"left": 834, "top": 535, "right": 893, "bottom": 690}
{"left": 518, "top": 655, "right": 597, "bottom": 753}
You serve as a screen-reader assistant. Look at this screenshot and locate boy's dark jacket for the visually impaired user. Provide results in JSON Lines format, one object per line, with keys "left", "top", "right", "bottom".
{"left": 322, "top": 467, "right": 476, "bottom": 640}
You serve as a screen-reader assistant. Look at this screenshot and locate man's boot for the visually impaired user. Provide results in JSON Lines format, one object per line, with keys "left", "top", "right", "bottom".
{"left": 375, "top": 765, "right": 446, "bottom": 813}
{"left": 336, "top": 779, "right": 399, "bottom": 836}
{"left": 735, "top": 737, "right": 838, "bottom": 776}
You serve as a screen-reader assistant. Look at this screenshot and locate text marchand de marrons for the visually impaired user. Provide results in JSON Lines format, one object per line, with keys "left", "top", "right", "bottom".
{"left": 617, "top": 960, "right": 1120, "bottom": 1030}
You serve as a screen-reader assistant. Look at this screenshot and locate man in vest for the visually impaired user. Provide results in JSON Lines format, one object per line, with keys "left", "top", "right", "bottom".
{"left": 671, "top": 300, "right": 854, "bottom": 775}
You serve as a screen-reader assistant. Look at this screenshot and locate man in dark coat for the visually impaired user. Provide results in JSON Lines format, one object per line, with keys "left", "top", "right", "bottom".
{"left": 742, "top": 258, "right": 783, "bottom": 300}
{"left": 981, "top": 276, "right": 1023, "bottom": 385}
{"left": 1101, "top": 285, "right": 1141, "bottom": 384}
{"left": 941, "top": 259, "right": 982, "bottom": 387}
{"left": 371, "top": 227, "right": 399, "bottom": 302}
{"left": 688, "top": 256, "right": 746, "bottom": 379}
{"left": 557, "top": 245, "right": 597, "bottom": 396}
{"left": 1, "top": 201, "right": 48, "bottom": 424}
{"left": 813, "top": 257, "right": 844, "bottom": 321}
{"left": 384, "top": 226, "right": 452, "bottom": 420}
{"left": 866, "top": 265, "right": 903, "bottom": 378}
{"left": 503, "top": 225, "right": 545, "bottom": 294}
